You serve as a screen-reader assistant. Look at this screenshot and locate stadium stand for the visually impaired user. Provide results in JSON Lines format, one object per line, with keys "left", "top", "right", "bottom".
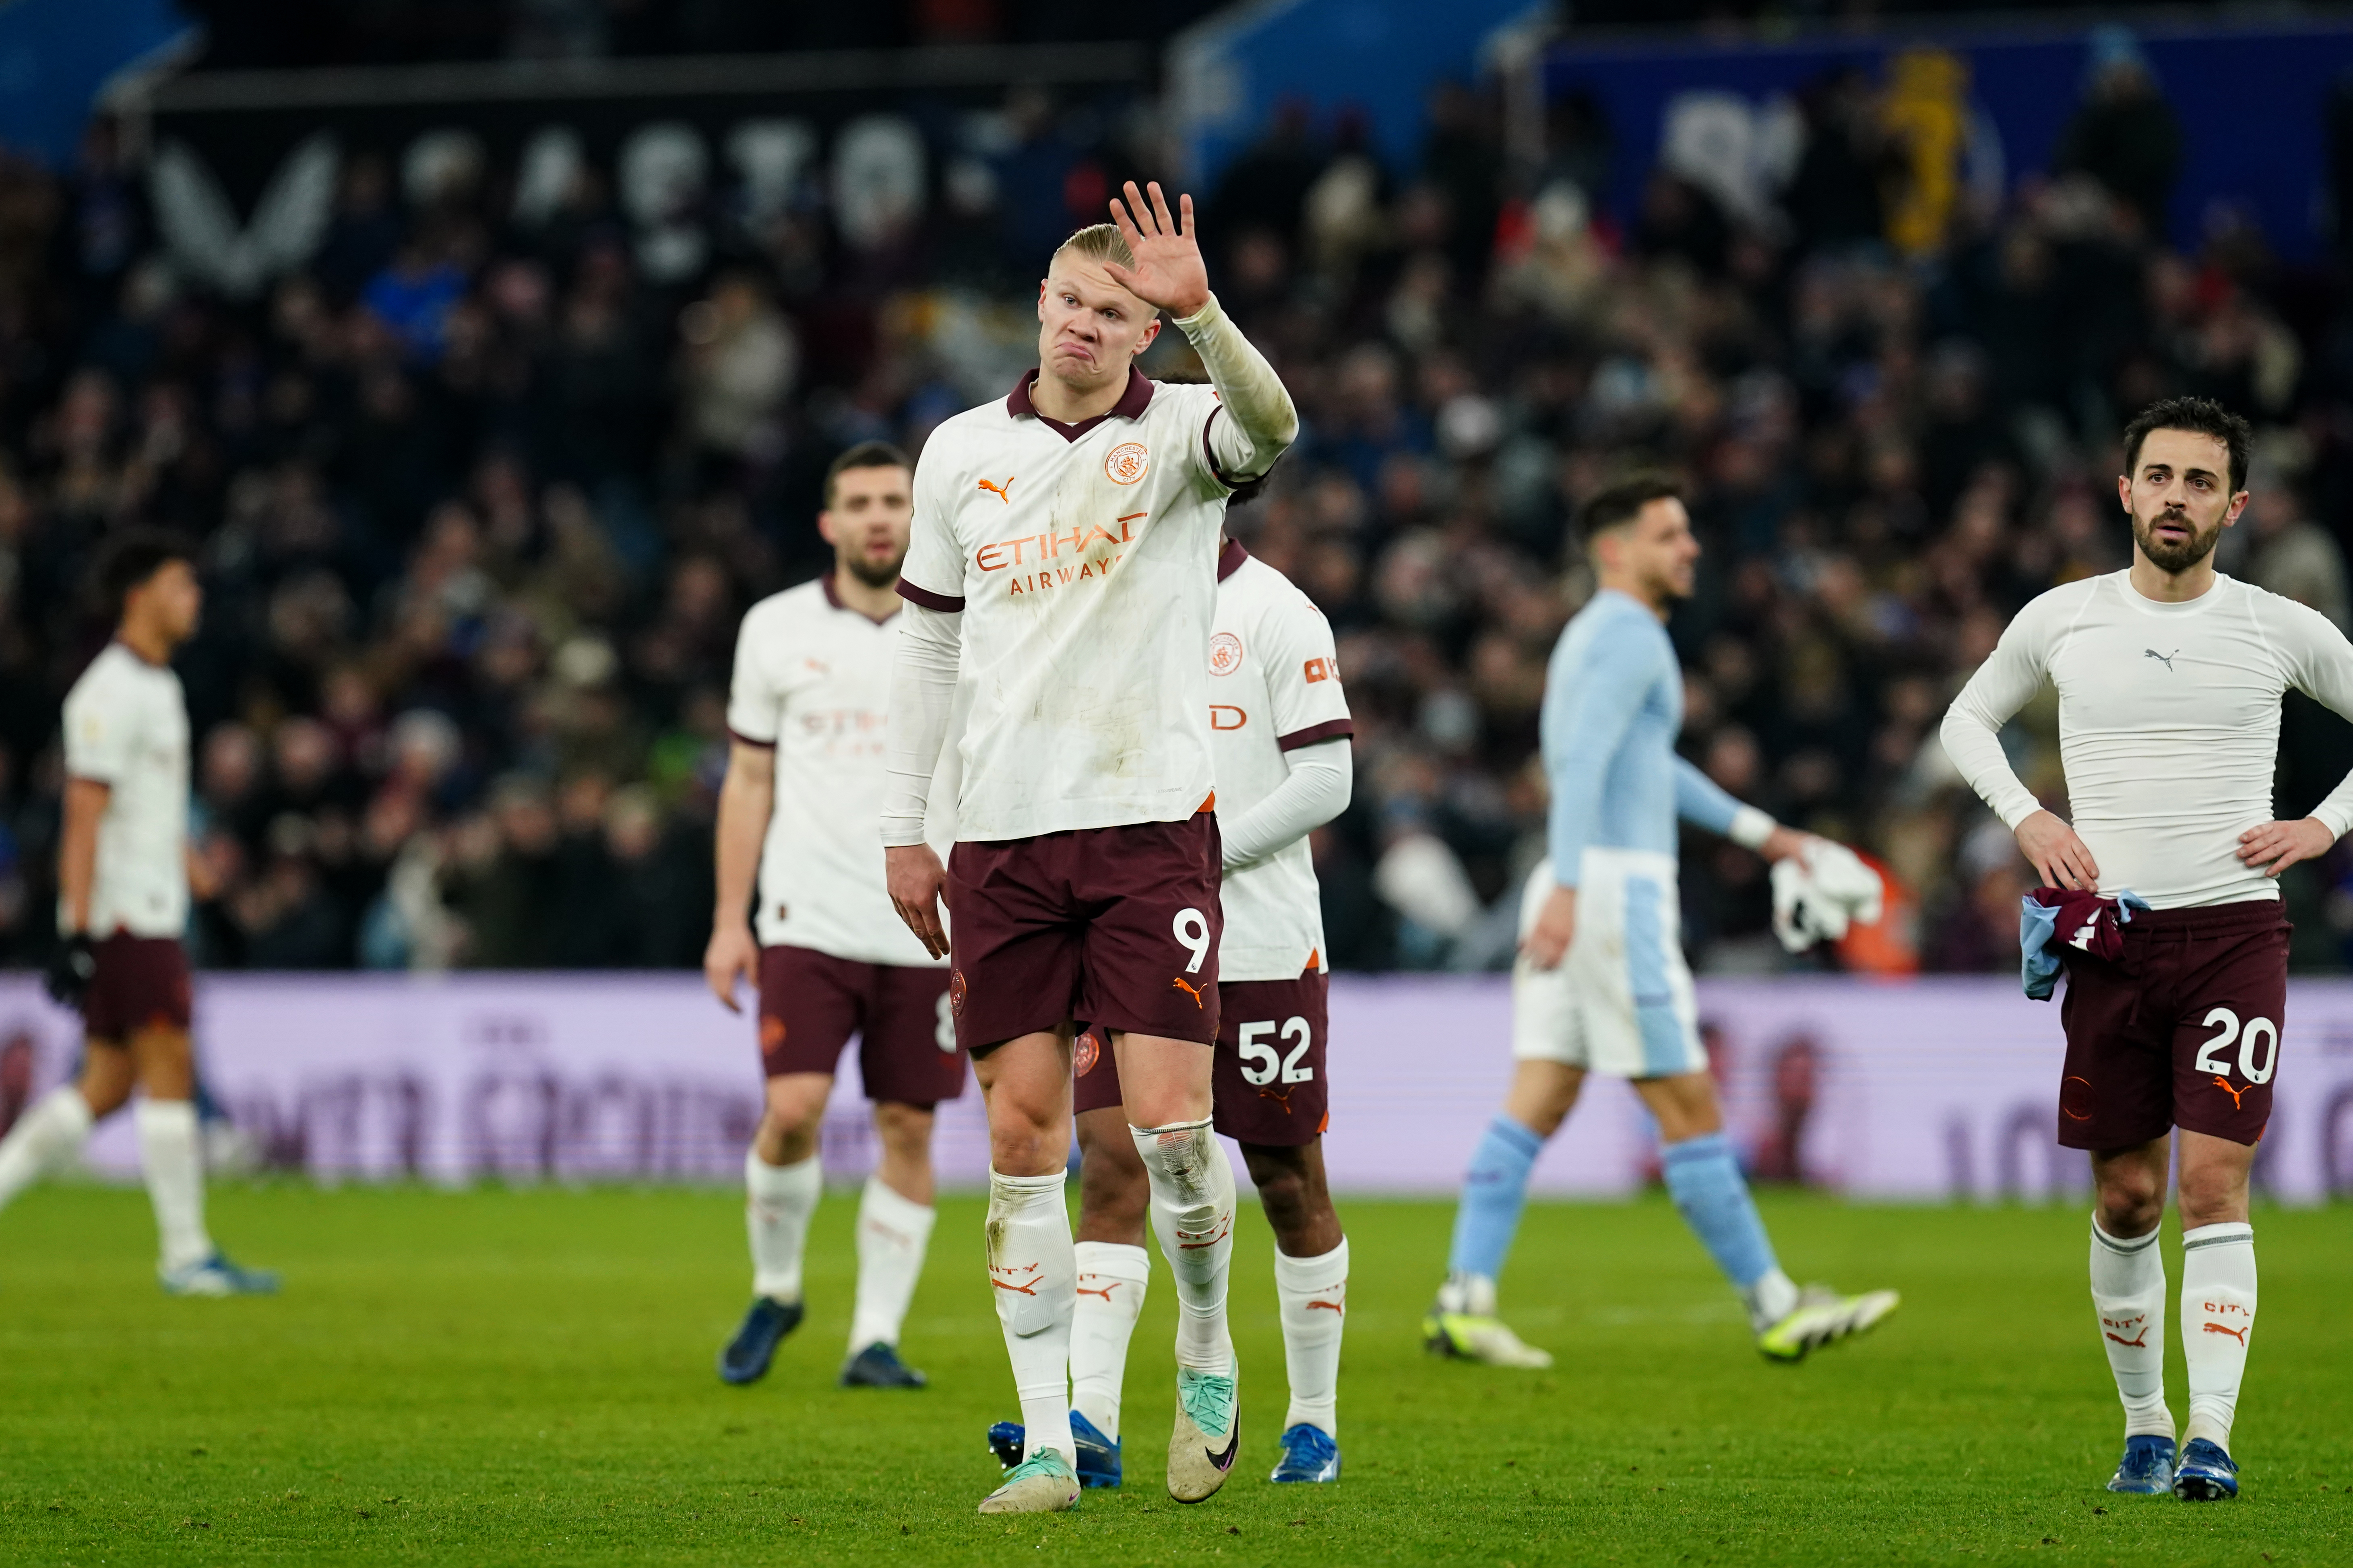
{"left": 2, "top": 27, "right": 2351, "bottom": 977}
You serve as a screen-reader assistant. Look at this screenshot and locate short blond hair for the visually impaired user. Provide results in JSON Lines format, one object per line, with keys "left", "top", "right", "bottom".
{"left": 1054, "top": 222, "right": 1134, "bottom": 271}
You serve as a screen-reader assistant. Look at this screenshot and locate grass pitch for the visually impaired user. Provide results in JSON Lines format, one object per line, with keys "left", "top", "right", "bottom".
{"left": 0, "top": 1184, "right": 2347, "bottom": 1566}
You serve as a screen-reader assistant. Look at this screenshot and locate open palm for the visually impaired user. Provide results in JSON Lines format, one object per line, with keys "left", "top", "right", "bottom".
{"left": 1105, "top": 180, "right": 1211, "bottom": 318}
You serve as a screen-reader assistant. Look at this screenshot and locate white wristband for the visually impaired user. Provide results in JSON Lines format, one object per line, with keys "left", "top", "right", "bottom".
{"left": 1728, "top": 805, "right": 1777, "bottom": 850}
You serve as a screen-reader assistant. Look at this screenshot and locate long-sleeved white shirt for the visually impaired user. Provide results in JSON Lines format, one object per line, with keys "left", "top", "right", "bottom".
{"left": 882, "top": 294, "right": 1297, "bottom": 846}
{"left": 1940, "top": 569, "right": 2353, "bottom": 908}
{"left": 1206, "top": 538, "right": 1353, "bottom": 979}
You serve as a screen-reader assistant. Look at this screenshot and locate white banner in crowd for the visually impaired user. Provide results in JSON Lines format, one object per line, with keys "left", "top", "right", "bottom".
{"left": 2, "top": 974, "right": 2352, "bottom": 1202}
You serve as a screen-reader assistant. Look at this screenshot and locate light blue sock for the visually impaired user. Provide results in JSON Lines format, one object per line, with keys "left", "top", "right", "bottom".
{"left": 1447, "top": 1116, "right": 1545, "bottom": 1283}
{"left": 1660, "top": 1131, "right": 1779, "bottom": 1292}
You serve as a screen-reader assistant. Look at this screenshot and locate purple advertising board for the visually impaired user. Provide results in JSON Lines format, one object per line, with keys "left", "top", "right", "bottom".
{"left": 2, "top": 973, "right": 2351, "bottom": 1201}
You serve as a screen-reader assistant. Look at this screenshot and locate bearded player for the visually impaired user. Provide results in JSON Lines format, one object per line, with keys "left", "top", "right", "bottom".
{"left": 0, "top": 532, "right": 276, "bottom": 1295}
{"left": 705, "top": 442, "right": 966, "bottom": 1391}
{"left": 884, "top": 183, "right": 1297, "bottom": 1514}
{"left": 987, "top": 530, "right": 1355, "bottom": 1488}
{"left": 1942, "top": 396, "right": 2353, "bottom": 1502}
{"left": 1426, "top": 477, "right": 1895, "bottom": 1368}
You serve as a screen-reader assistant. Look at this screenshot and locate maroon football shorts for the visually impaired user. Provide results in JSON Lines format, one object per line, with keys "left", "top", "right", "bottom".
{"left": 757, "top": 944, "right": 966, "bottom": 1108}
{"left": 82, "top": 935, "right": 192, "bottom": 1041}
{"left": 1211, "top": 969, "right": 1330, "bottom": 1146}
{"left": 2056, "top": 898, "right": 2287, "bottom": 1150}
{"left": 1072, "top": 970, "right": 1328, "bottom": 1146}
{"left": 945, "top": 811, "right": 1223, "bottom": 1054}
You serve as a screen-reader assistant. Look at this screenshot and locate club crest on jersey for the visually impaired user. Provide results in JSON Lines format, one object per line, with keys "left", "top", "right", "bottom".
{"left": 1209, "top": 632, "right": 1243, "bottom": 676}
{"left": 1104, "top": 442, "right": 1150, "bottom": 484}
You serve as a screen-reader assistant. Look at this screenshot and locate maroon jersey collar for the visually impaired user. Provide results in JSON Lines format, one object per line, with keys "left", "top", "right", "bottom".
{"left": 1217, "top": 536, "right": 1249, "bottom": 582}
{"left": 1007, "top": 366, "right": 1155, "bottom": 442}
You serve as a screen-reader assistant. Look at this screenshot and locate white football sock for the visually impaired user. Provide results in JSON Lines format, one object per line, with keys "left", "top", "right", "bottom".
{"left": 2090, "top": 1218, "right": 2172, "bottom": 1440}
{"left": 745, "top": 1149, "right": 821, "bottom": 1303}
{"left": 1436, "top": 1271, "right": 1496, "bottom": 1317}
{"left": 1130, "top": 1118, "right": 1237, "bottom": 1374}
{"left": 1070, "top": 1240, "right": 1151, "bottom": 1439}
{"left": 1743, "top": 1267, "right": 1801, "bottom": 1331}
{"left": 847, "top": 1174, "right": 935, "bottom": 1353}
{"left": 134, "top": 1099, "right": 213, "bottom": 1273}
{"left": 0, "top": 1086, "right": 95, "bottom": 1210}
{"left": 1274, "top": 1238, "right": 1349, "bottom": 1437}
{"left": 2181, "top": 1221, "right": 2256, "bottom": 1452}
{"left": 987, "top": 1168, "right": 1076, "bottom": 1468}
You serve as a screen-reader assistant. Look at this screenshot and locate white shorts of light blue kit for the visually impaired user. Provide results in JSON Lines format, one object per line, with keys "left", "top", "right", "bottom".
{"left": 1511, "top": 849, "right": 1707, "bottom": 1079}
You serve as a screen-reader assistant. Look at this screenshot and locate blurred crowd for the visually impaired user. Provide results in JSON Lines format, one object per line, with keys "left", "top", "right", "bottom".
{"left": 5, "top": 25, "right": 2353, "bottom": 976}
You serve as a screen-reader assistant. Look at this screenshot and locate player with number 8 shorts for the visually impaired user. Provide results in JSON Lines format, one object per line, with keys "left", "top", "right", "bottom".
{"left": 882, "top": 182, "right": 1299, "bottom": 1514}
{"left": 702, "top": 443, "right": 969, "bottom": 1395}
{"left": 1942, "top": 396, "right": 2353, "bottom": 1503}
{"left": 986, "top": 532, "right": 1355, "bottom": 1490}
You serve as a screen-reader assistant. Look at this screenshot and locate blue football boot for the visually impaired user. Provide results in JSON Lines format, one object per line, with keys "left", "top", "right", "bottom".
{"left": 717, "top": 1297, "right": 802, "bottom": 1384}
{"left": 1269, "top": 1423, "right": 1341, "bottom": 1483}
{"left": 2106, "top": 1434, "right": 2175, "bottom": 1495}
{"left": 840, "top": 1341, "right": 926, "bottom": 1388}
{"left": 2173, "top": 1438, "right": 2239, "bottom": 1501}
{"left": 1070, "top": 1409, "right": 1122, "bottom": 1487}
{"left": 985, "top": 1411, "right": 1123, "bottom": 1488}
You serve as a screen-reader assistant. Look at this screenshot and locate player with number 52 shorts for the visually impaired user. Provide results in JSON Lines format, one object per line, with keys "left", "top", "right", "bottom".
{"left": 882, "top": 182, "right": 1299, "bottom": 1514}
{"left": 1944, "top": 397, "right": 2353, "bottom": 1504}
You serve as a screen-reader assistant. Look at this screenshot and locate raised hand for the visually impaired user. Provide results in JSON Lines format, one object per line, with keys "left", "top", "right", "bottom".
{"left": 1104, "top": 180, "right": 1211, "bottom": 318}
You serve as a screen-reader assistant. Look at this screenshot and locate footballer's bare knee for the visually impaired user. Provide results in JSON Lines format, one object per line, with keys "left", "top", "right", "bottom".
{"left": 870, "top": 1101, "right": 938, "bottom": 1204}
{"left": 2091, "top": 1142, "right": 2169, "bottom": 1237}
{"left": 1632, "top": 1069, "right": 1723, "bottom": 1143}
{"left": 1502, "top": 1059, "right": 1582, "bottom": 1137}
{"left": 1243, "top": 1141, "right": 1341, "bottom": 1257}
{"left": 76, "top": 1045, "right": 133, "bottom": 1119}
{"left": 130, "top": 1025, "right": 194, "bottom": 1102}
{"left": 754, "top": 1072, "right": 830, "bottom": 1164}
{"left": 2174, "top": 1133, "right": 2254, "bottom": 1228}
{"left": 1108, "top": 1031, "right": 1213, "bottom": 1127}
{"left": 871, "top": 1099, "right": 934, "bottom": 1155}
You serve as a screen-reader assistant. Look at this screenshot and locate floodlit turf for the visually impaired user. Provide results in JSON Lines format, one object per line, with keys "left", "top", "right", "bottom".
{"left": 0, "top": 1184, "right": 2347, "bottom": 1566}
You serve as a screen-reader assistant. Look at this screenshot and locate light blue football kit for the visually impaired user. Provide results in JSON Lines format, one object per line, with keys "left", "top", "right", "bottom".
{"left": 1447, "top": 589, "right": 1791, "bottom": 1320}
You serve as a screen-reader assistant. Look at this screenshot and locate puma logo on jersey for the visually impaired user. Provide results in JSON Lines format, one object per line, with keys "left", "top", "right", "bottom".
{"left": 1172, "top": 976, "right": 1206, "bottom": 1008}
{"left": 2202, "top": 1320, "right": 2249, "bottom": 1344}
{"left": 977, "top": 475, "right": 1016, "bottom": 503}
{"left": 2144, "top": 647, "right": 2178, "bottom": 671}
{"left": 2212, "top": 1074, "right": 2248, "bottom": 1110}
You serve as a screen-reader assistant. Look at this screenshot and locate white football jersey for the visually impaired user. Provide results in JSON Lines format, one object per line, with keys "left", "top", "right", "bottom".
{"left": 899, "top": 369, "right": 1236, "bottom": 842}
{"left": 1209, "top": 542, "right": 1353, "bottom": 980}
{"left": 726, "top": 578, "right": 957, "bottom": 965}
{"left": 60, "top": 642, "right": 190, "bottom": 939}
{"left": 1944, "top": 569, "right": 2353, "bottom": 908}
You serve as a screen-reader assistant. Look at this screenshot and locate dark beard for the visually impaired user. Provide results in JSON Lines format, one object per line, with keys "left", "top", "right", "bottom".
{"left": 844, "top": 549, "right": 907, "bottom": 590}
{"left": 2133, "top": 508, "right": 2223, "bottom": 574}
